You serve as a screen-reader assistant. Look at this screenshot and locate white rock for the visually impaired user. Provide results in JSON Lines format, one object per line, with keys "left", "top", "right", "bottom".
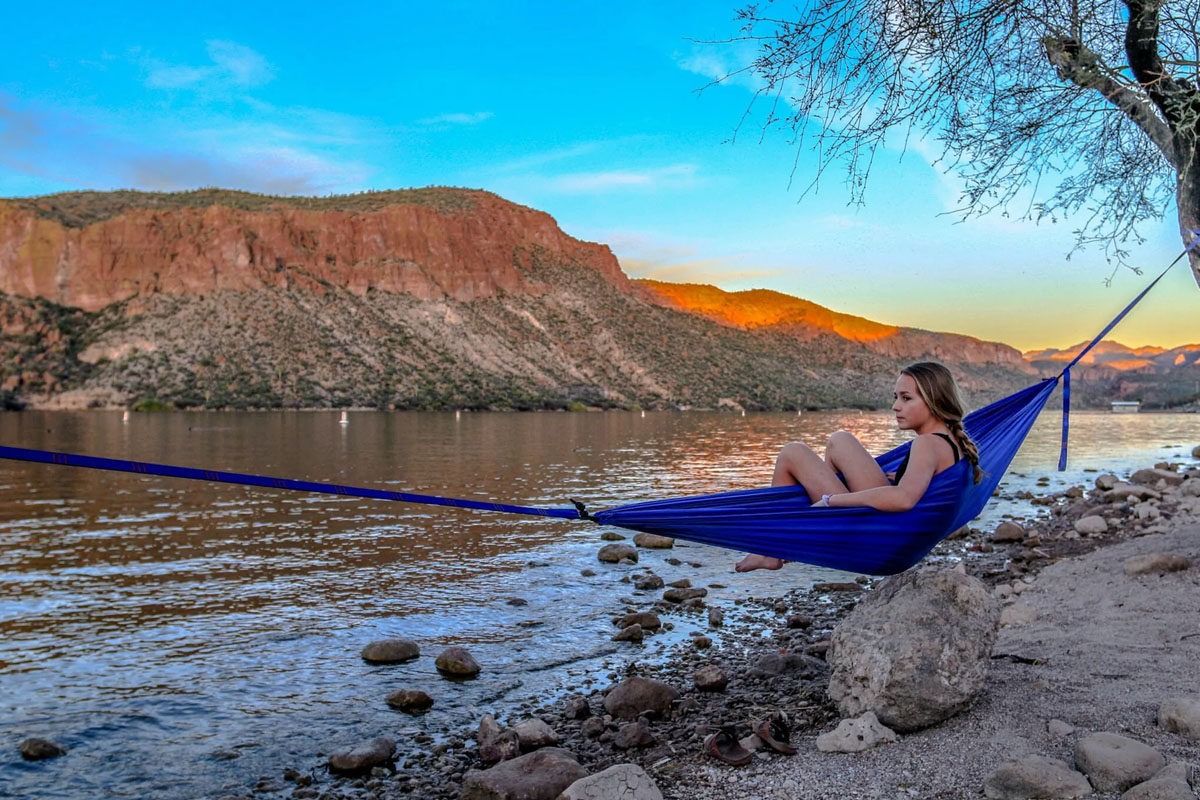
{"left": 1000, "top": 602, "right": 1038, "bottom": 627}
{"left": 1181, "top": 480, "right": 1200, "bottom": 498}
{"left": 1158, "top": 696, "right": 1200, "bottom": 739}
{"left": 1074, "top": 516, "right": 1109, "bottom": 535}
{"left": 1048, "top": 719, "right": 1076, "bottom": 736}
{"left": 1075, "top": 732, "right": 1166, "bottom": 793}
{"left": 559, "top": 763, "right": 664, "bottom": 800}
{"left": 983, "top": 754, "right": 1091, "bottom": 800}
{"left": 815, "top": 711, "right": 899, "bottom": 753}
{"left": 826, "top": 566, "right": 999, "bottom": 732}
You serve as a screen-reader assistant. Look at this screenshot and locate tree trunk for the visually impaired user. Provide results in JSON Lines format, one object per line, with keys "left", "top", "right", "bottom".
{"left": 1178, "top": 137, "right": 1200, "bottom": 289}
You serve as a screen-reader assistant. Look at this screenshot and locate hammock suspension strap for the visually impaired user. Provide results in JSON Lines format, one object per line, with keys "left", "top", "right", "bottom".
{"left": 1053, "top": 233, "right": 1200, "bottom": 471}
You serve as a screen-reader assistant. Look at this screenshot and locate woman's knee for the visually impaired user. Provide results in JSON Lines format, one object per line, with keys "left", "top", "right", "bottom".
{"left": 777, "top": 441, "right": 816, "bottom": 464}
{"left": 826, "top": 430, "right": 862, "bottom": 453}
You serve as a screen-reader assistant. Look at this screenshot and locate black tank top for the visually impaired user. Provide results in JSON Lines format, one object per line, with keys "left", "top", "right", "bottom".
{"left": 893, "top": 433, "right": 960, "bottom": 484}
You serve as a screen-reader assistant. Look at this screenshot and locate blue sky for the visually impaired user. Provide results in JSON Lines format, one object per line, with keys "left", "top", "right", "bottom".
{"left": 2, "top": 2, "right": 1196, "bottom": 350}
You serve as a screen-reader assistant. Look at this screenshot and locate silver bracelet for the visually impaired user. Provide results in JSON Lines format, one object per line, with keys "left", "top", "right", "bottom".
{"left": 821, "top": 494, "right": 832, "bottom": 506}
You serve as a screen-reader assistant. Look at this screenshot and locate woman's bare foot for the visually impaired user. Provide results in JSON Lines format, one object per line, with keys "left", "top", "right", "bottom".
{"left": 734, "top": 554, "right": 785, "bottom": 572}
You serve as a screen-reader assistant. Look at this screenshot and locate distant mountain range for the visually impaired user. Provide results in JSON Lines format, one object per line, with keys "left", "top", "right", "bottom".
{"left": 0, "top": 188, "right": 1194, "bottom": 411}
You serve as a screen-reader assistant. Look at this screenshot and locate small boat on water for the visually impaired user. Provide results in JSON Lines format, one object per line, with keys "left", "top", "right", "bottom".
{"left": 1110, "top": 401, "right": 1140, "bottom": 413}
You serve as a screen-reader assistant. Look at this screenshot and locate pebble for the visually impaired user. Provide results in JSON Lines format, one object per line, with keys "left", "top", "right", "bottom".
{"left": 435, "top": 646, "right": 481, "bottom": 677}
{"left": 613, "top": 623, "right": 644, "bottom": 642}
{"left": 1158, "top": 696, "right": 1200, "bottom": 739}
{"left": 707, "top": 607, "right": 724, "bottom": 627}
{"left": 19, "top": 737, "right": 65, "bottom": 761}
{"left": 1074, "top": 515, "right": 1108, "bottom": 535}
{"left": 992, "top": 521, "right": 1026, "bottom": 543}
{"left": 815, "top": 711, "right": 898, "bottom": 753}
{"left": 328, "top": 736, "right": 396, "bottom": 775}
{"left": 633, "top": 533, "right": 675, "bottom": 549}
{"left": 360, "top": 638, "right": 419, "bottom": 663}
{"left": 385, "top": 689, "right": 434, "bottom": 713}
{"left": 598, "top": 543, "right": 638, "bottom": 563}
{"left": 693, "top": 665, "right": 728, "bottom": 692}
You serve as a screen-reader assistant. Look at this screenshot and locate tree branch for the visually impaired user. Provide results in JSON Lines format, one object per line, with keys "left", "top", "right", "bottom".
{"left": 1043, "top": 34, "right": 1178, "bottom": 167}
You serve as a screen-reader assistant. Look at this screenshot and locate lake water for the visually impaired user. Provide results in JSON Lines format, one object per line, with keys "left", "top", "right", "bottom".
{"left": 2, "top": 407, "right": 1198, "bottom": 799}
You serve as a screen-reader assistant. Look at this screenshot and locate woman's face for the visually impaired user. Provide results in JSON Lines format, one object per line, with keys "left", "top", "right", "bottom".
{"left": 892, "top": 373, "right": 932, "bottom": 431}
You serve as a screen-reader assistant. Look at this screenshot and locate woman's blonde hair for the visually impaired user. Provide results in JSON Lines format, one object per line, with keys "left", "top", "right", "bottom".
{"left": 901, "top": 361, "right": 983, "bottom": 484}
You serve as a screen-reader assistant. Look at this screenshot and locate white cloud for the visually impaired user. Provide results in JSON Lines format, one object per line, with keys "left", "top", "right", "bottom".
{"left": 417, "top": 111, "right": 494, "bottom": 126}
{"left": 546, "top": 164, "right": 698, "bottom": 194}
{"left": 145, "top": 40, "right": 275, "bottom": 90}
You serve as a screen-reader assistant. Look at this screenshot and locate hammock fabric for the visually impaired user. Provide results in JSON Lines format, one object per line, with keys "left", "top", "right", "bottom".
{"left": 1, "top": 239, "right": 1195, "bottom": 576}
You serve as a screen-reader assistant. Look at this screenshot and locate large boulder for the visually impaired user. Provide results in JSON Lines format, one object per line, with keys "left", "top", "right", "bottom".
{"left": 558, "top": 763, "right": 664, "bottom": 800}
{"left": 826, "top": 566, "right": 1000, "bottom": 732}
{"left": 603, "top": 677, "right": 679, "bottom": 719}
{"left": 460, "top": 748, "right": 585, "bottom": 800}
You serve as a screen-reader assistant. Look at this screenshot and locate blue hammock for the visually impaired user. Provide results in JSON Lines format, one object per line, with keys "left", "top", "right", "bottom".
{"left": 591, "top": 378, "right": 1056, "bottom": 575}
{"left": 0, "top": 242, "right": 1194, "bottom": 576}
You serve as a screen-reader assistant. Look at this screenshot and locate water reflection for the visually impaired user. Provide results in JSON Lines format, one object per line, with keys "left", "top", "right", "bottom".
{"left": 0, "top": 408, "right": 1196, "bottom": 799}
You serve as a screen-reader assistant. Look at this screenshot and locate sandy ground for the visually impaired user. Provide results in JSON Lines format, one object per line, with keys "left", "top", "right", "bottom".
{"left": 662, "top": 517, "right": 1200, "bottom": 800}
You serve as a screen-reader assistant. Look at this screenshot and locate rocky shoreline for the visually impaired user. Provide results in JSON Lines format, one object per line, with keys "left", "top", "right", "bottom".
{"left": 20, "top": 450, "right": 1200, "bottom": 800}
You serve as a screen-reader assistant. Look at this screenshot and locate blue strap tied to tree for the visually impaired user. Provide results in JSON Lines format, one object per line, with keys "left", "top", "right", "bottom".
{"left": 1055, "top": 232, "right": 1200, "bottom": 471}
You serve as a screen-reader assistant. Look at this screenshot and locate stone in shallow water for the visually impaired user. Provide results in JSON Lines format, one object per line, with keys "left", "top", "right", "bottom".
{"left": 633, "top": 574, "right": 664, "bottom": 591}
{"left": 327, "top": 736, "right": 395, "bottom": 774}
{"left": 435, "top": 646, "right": 481, "bottom": 677}
{"left": 982, "top": 754, "right": 1091, "bottom": 799}
{"left": 19, "top": 737, "right": 65, "bottom": 761}
{"left": 385, "top": 689, "right": 433, "bottom": 714}
{"left": 633, "top": 533, "right": 674, "bottom": 549}
{"left": 662, "top": 587, "right": 706, "bottom": 603}
{"left": 598, "top": 544, "right": 637, "bottom": 563}
{"left": 359, "top": 638, "right": 419, "bottom": 663}
{"left": 612, "top": 623, "right": 644, "bottom": 642}
{"left": 615, "top": 611, "right": 661, "bottom": 630}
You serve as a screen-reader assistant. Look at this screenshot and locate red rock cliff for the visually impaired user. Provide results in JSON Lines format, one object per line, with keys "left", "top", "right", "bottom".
{"left": 0, "top": 188, "right": 629, "bottom": 311}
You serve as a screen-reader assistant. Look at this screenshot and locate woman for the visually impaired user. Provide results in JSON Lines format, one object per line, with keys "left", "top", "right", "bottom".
{"left": 735, "top": 361, "right": 982, "bottom": 572}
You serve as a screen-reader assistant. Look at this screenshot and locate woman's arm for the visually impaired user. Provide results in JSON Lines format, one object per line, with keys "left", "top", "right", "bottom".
{"left": 823, "top": 436, "right": 942, "bottom": 511}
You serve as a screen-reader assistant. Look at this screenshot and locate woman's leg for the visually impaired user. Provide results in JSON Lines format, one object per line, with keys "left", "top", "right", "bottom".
{"left": 735, "top": 441, "right": 850, "bottom": 572}
{"left": 735, "top": 433, "right": 888, "bottom": 572}
{"left": 823, "top": 431, "right": 890, "bottom": 492}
